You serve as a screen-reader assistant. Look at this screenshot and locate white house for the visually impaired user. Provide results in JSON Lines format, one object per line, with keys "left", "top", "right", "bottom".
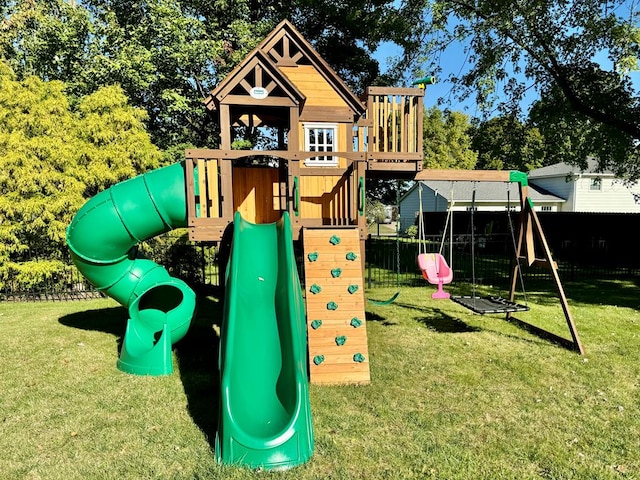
{"left": 398, "top": 179, "right": 564, "bottom": 234}
{"left": 527, "top": 159, "right": 640, "bottom": 213}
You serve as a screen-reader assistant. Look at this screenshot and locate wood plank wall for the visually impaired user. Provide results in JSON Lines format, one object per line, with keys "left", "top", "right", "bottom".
{"left": 232, "top": 167, "right": 282, "bottom": 224}
{"left": 299, "top": 175, "right": 351, "bottom": 225}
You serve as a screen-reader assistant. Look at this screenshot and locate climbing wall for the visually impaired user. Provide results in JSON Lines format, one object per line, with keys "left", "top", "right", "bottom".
{"left": 303, "top": 228, "right": 371, "bottom": 385}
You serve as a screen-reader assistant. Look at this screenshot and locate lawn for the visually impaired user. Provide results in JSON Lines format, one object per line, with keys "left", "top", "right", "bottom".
{"left": 1, "top": 280, "right": 639, "bottom": 479}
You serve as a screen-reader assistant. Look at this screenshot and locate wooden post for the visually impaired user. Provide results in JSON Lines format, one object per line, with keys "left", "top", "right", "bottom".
{"left": 220, "top": 158, "right": 234, "bottom": 221}
{"left": 415, "top": 95, "right": 423, "bottom": 155}
{"left": 288, "top": 159, "right": 301, "bottom": 237}
{"left": 528, "top": 204, "right": 585, "bottom": 355}
{"left": 219, "top": 104, "right": 231, "bottom": 149}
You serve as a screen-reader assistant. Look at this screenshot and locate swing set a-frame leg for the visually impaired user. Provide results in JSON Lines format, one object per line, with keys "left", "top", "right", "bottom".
{"left": 507, "top": 194, "right": 585, "bottom": 355}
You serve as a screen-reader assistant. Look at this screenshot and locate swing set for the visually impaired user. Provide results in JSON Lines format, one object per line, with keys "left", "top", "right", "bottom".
{"left": 414, "top": 169, "right": 584, "bottom": 355}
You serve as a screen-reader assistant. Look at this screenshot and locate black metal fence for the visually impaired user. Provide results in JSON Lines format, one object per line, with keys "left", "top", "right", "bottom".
{"left": 0, "top": 243, "right": 222, "bottom": 302}
{"left": 2, "top": 212, "right": 640, "bottom": 301}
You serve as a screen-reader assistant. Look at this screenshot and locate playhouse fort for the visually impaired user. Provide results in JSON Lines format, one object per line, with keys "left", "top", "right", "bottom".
{"left": 186, "top": 20, "right": 427, "bottom": 386}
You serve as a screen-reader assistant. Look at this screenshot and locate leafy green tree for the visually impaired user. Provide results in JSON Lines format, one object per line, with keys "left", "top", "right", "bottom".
{"left": 365, "top": 199, "right": 388, "bottom": 227}
{"left": 423, "top": 107, "right": 477, "bottom": 169}
{"left": 1, "top": 0, "right": 420, "bottom": 150}
{"left": 471, "top": 115, "right": 546, "bottom": 172}
{"left": 1, "top": 0, "right": 267, "bottom": 149}
{"left": 393, "top": 0, "right": 640, "bottom": 179}
{"left": 0, "top": 0, "right": 92, "bottom": 84}
{"left": 0, "top": 62, "right": 160, "bottom": 287}
{"left": 529, "top": 73, "right": 640, "bottom": 178}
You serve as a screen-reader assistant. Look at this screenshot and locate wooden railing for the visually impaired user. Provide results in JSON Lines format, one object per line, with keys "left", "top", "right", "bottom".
{"left": 363, "top": 87, "right": 424, "bottom": 162}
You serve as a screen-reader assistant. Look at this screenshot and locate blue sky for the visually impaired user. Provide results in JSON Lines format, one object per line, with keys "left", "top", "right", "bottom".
{"left": 373, "top": 37, "right": 640, "bottom": 120}
{"left": 372, "top": 39, "right": 523, "bottom": 117}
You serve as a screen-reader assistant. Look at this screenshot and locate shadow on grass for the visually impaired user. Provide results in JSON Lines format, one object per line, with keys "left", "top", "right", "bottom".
{"left": 174, "top": 295, "right": 222, "bottom": 448}
{"left": 58, "top": 305, "right": 128, "bottom": 352}
{"left": 416, "top": 308, "right": 481, "bottom": 333}
{"left": 563, "top": 279, "right": 640, "bottom": 309}
{"left": 366, "top": 301, "right": 480, "bottom": 333}
{"left": 58, "top": 294, "right": 222, "bottom": 452}
{"left": 506, "top": 316, "right": 579, "bottom": 352}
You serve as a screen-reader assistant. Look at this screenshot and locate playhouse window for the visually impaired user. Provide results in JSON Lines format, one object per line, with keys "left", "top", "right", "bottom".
{"left": 304, "top": 123, "right": 338, "bottom": 166}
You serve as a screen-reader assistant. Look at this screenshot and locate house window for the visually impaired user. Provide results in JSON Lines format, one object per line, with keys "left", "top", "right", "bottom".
{"left": 590, "top": 178, "right": 602, "bottom": 191}
{"left": 304, "top": 123, "right": 338, "bottom": 166}
{"left": 540, "top": 205, "right": 553, "bottom": 212}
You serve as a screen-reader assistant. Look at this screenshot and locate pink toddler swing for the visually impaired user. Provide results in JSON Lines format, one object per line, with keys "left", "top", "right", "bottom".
{"left": 418, "top": 253, "right": 453, "bottom": 299}
{"left": 416, "top": 182, "right": 454, "bottom": 299}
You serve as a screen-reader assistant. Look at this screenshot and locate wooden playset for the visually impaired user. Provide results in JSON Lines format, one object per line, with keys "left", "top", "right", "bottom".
{"left": 185, "top": 20, "right": 583, "bottom": 385}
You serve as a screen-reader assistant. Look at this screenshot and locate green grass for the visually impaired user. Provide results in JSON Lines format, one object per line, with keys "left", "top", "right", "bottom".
{"left": 1, "top": 280, "right": 640, "bottom": 479}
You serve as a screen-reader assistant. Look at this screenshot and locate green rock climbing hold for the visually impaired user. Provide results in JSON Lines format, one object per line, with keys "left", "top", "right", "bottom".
{"left": 307, "top": 252, "right": 319, "bottom": 261}
{"left": 346, "top": 252, "right": 357, "bottom": 261}
{"left": 353, "top": 353, "right": 365, "bottom": 363}
{"left": 313, "top": 355, "right": 325, "bottom": 365}
{"left": 311, "top": 319, "right": 323, "bottom": 330}
{"left": 330, "top": 235, "right": 341, "bottom": 245}
{"left": 331, "top": 268, "right": 342, "bottom": 278}
{"left": 335, "top": 335, "right": 347, "bottom": 346}
{"left": 350, "top": 317, "right": 363, "bottom": 328}
{"left": 348, "top": 284, "right": 359, "bottom": 294}
{"left": 310, "top": 284, "right": 322, "bottom": 294}
{"left": 327, "top": 301, "right": 338, "bottom": 310}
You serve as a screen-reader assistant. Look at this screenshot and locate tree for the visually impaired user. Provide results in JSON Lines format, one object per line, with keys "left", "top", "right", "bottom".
{"left": 423, "top": 107, "right": 477, "bottom": 169}
{"left": 365, "top": 199, "right": 388, "bottom": 227}
{"left": 0, "top": 0, "right": 419, "bottom": 150}
{"left": 471, "top": 115, "right": 546, "bottom": 172}
{"left": 0, "top": 62, "right": 160, "bottom": 287}
{"left": 529, "top": 70, "right": 640, "bottom": 178}
{"left": 394, "top": 0, "right": 640, "bottom": 179}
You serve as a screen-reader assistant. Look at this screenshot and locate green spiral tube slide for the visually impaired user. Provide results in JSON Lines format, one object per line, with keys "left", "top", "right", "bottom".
{"left": 66, "top": 161, "right": 196, "bottom": 376}
{"left": 216, "top": 211, "right": 314, "bottom": 470}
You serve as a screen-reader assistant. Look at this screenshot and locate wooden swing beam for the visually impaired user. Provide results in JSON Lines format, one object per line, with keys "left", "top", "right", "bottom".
{"left": 414, "top": 169, "right": 585, "bottom": 355}
{"left": 415, "top": 169, "right": 526, "bottom": 183}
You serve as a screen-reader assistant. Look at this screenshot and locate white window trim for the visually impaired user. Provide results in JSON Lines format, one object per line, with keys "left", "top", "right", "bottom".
{"left": 303, "top": 123, "right": 338, "bottom": 166}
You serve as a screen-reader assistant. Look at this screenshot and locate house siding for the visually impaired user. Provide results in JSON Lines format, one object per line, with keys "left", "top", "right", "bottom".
{"left": 398, "top": 187, "right": 449, "bottom": 233}
{"left": 574, "top": 176, "right": 640, "bottom": 213}
{"left": 531, "top": 174, "right": 640, "bottom": 213}
{"left": 528, "top": 177, "right": 575, "bottom": 211}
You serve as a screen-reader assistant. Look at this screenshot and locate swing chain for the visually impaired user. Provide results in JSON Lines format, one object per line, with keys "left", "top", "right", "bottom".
{"left": 395, "top": 180, "right": 401, "bottom": 288}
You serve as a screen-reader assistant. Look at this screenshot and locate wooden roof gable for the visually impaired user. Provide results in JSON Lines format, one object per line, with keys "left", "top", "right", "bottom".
{"left": 205, "top": 20, "right": 365, "bottom": 117}
{"left": 204, "top": 49, "right": 305, "bottom": 111}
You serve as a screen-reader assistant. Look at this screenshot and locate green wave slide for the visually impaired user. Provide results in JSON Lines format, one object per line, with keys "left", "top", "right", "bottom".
{"left": 216, "top": 211, "right": 313, "bottom": 469}
{"left": 66, "top": 162, "right": 313, "bottom": 469}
